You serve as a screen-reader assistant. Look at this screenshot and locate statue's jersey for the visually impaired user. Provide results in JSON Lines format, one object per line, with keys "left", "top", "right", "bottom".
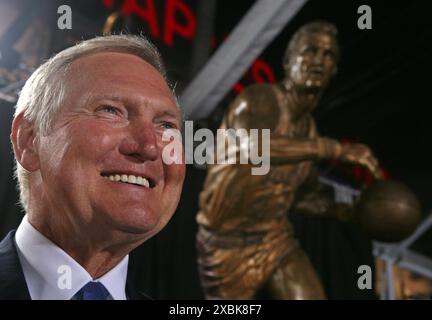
{"left": 197, "top": 83, "right": 317, "bottom": 233}
{"left": 196, "top": 83, "right": 321, "bottom": 299}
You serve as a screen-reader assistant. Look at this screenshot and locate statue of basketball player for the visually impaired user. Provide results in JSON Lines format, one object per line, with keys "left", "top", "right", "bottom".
{"left": 196, "top": 21, "right": 383, "bottom": 299}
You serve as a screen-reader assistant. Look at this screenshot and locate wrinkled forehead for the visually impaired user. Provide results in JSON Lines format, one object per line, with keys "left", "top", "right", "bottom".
{"left": 64, "top": 52, "right": 178, "bottom": 107}
{"left": 67, "top": 52, "right": 168, "bottom": 87}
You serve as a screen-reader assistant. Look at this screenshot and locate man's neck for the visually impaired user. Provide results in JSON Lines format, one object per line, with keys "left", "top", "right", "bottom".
{"left": 27, "top": 213, "right": 141, "bottom": 279}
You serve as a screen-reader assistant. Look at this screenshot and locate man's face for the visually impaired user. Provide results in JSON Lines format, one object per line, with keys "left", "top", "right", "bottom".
{"left": 36, "top": 52, "right": 185, "bottom": 240}
{"left": 285, "top": 32, "right": 338, "bottom": 91}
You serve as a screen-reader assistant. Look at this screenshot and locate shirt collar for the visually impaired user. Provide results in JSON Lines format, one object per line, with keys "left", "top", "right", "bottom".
{"left": 15, "top": 215, "right": 128, "bottom": 300}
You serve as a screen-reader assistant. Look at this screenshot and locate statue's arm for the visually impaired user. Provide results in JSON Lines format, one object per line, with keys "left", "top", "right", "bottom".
{"left": 225, "top": 87, "right": 344, "bottom": 165}
{"left": 291, "top": 170, "right": 355, "bottom": 223}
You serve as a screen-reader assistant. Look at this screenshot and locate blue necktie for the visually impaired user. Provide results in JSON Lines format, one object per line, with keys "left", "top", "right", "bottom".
{"left": 74, "top": 281, "right": 112, "bottom": 300}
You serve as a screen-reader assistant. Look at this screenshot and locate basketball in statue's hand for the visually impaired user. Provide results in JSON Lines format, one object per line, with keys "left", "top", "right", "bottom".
{"left": 354, "top": 180, "right": 422, "bottom": 243}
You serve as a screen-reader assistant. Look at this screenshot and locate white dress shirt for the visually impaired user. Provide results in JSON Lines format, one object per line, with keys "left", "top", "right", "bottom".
{"left": 14, "top": 215, "right": 128, "bottom": 300}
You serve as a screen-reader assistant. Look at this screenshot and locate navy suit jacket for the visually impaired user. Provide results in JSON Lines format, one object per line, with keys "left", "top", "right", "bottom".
{"left": 0, "top": 231, "right": 151, "bottom": 300}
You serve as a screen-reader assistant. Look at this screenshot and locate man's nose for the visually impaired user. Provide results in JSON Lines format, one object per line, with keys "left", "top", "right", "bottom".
{"left": 119, "top": 125, "right": 159, "bottom": 162}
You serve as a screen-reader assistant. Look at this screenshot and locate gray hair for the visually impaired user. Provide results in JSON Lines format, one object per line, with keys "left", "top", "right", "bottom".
{"left": 14, "top": 34, "right": 169, "bottom": 212}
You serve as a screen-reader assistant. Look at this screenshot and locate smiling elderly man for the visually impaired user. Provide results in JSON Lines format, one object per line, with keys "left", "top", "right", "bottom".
{"left": 0, "top": 35, "right": 185, "bottom": 300}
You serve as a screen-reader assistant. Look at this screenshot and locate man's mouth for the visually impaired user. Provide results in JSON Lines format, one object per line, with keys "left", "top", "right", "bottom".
{"left": 101, "top": 173, "right": 156, "bottom": 188}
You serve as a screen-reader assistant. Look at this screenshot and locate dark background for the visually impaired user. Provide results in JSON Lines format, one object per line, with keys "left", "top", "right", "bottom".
{"left": 1, "top": 0, "right": 431, "bottom": 299}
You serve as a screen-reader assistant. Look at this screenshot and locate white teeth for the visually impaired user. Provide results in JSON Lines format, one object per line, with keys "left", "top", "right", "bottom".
{"left": 142, "top": 178, "right": 150, "bottom": 188}
{"left": 128, "top": 175, "right": 136, "bottom": 184}
{"left": 136, "top": 176, "right": 150, "bottom": 188}
{"left": 105, "top": 174, "right": 150, "bottom": 188}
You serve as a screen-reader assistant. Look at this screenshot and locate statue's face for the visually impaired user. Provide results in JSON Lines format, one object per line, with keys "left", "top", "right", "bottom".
{"left": 285, "top": 32, "right": 338, "bottom": 91}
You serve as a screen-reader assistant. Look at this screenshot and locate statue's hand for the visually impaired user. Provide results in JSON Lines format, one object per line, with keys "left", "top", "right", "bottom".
{"left": 340, "top": 143, "right": 383, "bottom": 179}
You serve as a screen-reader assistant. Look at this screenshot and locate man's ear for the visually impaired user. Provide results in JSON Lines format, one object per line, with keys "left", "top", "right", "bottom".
{"left": 10, "top": 112, "right": 40, "bottom": 172}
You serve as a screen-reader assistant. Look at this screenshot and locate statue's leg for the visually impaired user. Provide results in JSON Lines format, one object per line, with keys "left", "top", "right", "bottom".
{"left": 265, "top": 246, "right": 326, "bottom": 299}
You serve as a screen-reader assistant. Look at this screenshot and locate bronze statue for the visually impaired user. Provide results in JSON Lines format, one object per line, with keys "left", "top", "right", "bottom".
{"left": 196, "top": 21, "right": 383, "bottom": 299}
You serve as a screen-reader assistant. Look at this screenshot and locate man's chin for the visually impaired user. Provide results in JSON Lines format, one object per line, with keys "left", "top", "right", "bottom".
{"left": 106, "top": 209, "right": 162, "bottom": 236}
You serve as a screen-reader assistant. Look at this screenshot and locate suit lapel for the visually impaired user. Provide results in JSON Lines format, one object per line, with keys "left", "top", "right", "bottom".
{"left": 0, "top": 230, "right": 152, "bottom": 300}
{"left": 126, "top": 274, "right": 153, "bottom": 300}
{"left": 0, "top": 231, "right": 31, "bottom": 300}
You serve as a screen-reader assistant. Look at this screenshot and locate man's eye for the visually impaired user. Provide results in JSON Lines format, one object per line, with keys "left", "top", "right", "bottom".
{"left": 161, "top": 122, "right": 176, "bottom": 129}
{"left": 98, "top": 105, "right": 124, "bottom": 117}
{"left": 101, "top": 105, "right": 119, "bottom": 114}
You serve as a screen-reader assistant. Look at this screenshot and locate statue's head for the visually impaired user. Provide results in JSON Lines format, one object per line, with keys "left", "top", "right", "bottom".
{"left": 283, "top": 21, "right": 339, "bottom": 92}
